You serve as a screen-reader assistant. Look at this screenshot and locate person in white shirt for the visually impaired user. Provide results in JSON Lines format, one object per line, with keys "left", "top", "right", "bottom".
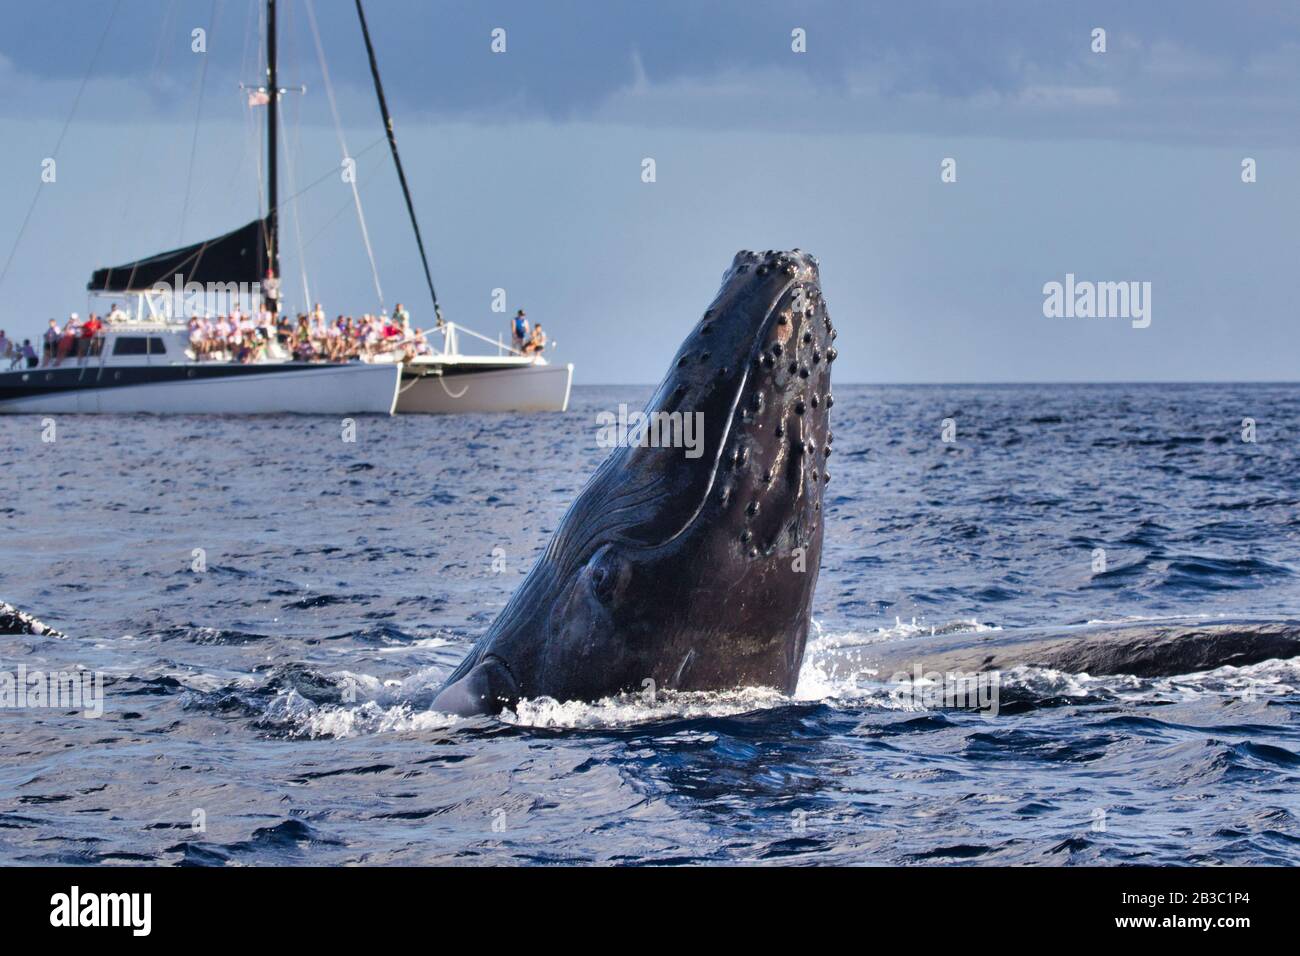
{"left": 325, "top": 318, "right": 344, "bottom": 361}
{"left": 55, "top": 314, "right": 80, "bottom": 366}
{"left": 42, "top": 320, "right": 59, "bottom": 366}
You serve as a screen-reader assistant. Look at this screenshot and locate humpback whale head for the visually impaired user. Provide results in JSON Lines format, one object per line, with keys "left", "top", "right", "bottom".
{"left": 433, "top": 250, "right": 836, "bottom": 716}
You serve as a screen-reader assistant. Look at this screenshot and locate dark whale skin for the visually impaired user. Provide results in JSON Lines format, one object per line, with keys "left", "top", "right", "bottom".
{"left": 434, "top": 250, "right": 836, "bottom": 715}
{"left": 858, "top": 620, "right": 1300, "bottom": 680}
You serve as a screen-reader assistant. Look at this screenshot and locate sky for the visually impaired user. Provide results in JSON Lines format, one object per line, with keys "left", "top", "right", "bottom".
{"left": 0, "top": 0, "right": 1297, "bottom": 383}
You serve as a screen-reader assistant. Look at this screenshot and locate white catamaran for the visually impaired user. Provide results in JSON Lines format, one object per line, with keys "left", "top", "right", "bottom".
{"left": 0, "top": 0, "right": 572, "bottom": 416}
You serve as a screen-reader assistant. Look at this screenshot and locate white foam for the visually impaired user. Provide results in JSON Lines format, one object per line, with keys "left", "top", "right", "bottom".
{"left": 255, "top": 618, "right": 1297, "bottom": 737}
{"left": 795, "top": 617, "right": 997, "bottom": 702}
{"left": 262, "top": 689, "right": 459, "bottom": 738}
{"left": 998, "top": 655, "right": 1300, "bottom": 704}
{"left": 502, "top": 686, "right": 790, "bottom": 729}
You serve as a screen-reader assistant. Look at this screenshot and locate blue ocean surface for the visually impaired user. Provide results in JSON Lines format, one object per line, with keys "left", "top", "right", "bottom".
{"left": 1, "top": 382, "right": 1298, "bottom": 865}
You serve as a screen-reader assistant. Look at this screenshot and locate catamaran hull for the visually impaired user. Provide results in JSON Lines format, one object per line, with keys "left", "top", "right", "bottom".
{"left": 396, "top": 361, "right": 573, "bottom": 414}
{"left": 0, "top": 363, "right": 400, "bottom": 415}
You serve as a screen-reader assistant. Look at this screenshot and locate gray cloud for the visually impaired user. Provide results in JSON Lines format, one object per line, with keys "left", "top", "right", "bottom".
{"left": 2, "top": 1, "right": 1297, "bottom": 144}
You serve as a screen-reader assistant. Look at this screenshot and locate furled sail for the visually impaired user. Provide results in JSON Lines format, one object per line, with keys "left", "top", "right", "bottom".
{"left": 87, "top": 217, "right": 269, "bottom": 293}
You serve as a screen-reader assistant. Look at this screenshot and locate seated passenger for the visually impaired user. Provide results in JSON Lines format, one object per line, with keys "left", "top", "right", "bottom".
{"left": 524, "top": 323, "right": 546, "bottom": 356}
{"left": 412, "top": 328, "right": 432, "bottom": 357}
{"left": 188, "top": 316, "right": 206, "bottom": 360}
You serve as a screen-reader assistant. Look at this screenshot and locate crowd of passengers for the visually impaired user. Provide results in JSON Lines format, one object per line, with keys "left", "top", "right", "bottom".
{"left": 187, "top": 303, "right": 436, "bottom": 364}
{"left": 3, "top": 301, "right": 549, "bottom": 370}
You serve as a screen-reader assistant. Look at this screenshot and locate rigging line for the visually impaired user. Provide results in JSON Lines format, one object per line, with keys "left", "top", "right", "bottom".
{"left": 304, "top": 0, "right": 383, "bottom": 308}
{"left": 354, "top": 0, "right": 441, "bottom": 322}
{"left": 278, "top": 93, "right": 311, "bottom": 310}
{"left": 286, "top": 12, "right": 312, "bottom": 308}
{"left": 300, "top": 151, "right": 384, "bottom": 252}
{"left": 180, "top": 0, "right": 222, "bottom": 244}
{"left": 130, "top": 0, "right": 205, "bottom": 294}
{"left": 276, "top": 134, "right": 387, "bottom": 218}
{"left": 105, "top": 0, "right": 175, "bottom": 279}
{"left": 260, "top": 134, "right": 386, "bottom": 220}
{"left": 0, "top": 0, "right": 124, "bottom": 293}
{"left": 238, "top": 0, "right": 256, "bottom": 82}
{"left": 110, "top": 122, "right": 380, "bottom": 300}
{"left": 225, "top": 0, "right": 257, "bottom": 197}
{"left": 150, "top": 0, "right": 178, "bottom": 82}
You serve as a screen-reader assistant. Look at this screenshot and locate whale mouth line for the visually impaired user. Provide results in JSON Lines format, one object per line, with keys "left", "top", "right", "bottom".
{"left": 481, "top": 652, "right": 519, "bottom": 688}
{"left": 651, "top": 276, "right": 802, "bottom": 550}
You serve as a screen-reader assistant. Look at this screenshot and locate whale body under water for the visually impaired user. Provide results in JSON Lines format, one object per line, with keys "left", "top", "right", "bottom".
{"left": 852, "top": 619, "right": 1300, "bottom": 681}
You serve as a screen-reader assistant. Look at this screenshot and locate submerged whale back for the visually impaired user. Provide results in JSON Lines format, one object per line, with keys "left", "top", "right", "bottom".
{"left": 859, "top": 620, "right": 1300, "bottom": 680}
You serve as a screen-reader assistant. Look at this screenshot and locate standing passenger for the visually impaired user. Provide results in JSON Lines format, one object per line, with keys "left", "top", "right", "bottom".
{"left": 42, "top": 320, "right": 59, "bottom": 366}
{"left": 56, "top": 315, "right": 80, "bottom": 366}
{"left": 511, "top": 309, "right": 529, "bottom": 354}
{"left": 79, "top": 313, "right": 103, "bottom": 361}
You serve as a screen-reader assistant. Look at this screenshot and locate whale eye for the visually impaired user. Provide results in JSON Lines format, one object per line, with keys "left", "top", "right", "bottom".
{"left": 587, "top": 546, "right": 625, "bottom": 604}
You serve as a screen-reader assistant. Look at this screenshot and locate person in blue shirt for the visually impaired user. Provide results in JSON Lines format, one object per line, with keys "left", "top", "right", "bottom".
{"left": 511, "top": 309, "right": 530, "bottom": 354}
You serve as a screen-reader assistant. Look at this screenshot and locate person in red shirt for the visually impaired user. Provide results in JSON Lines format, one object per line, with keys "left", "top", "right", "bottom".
{"left": 381, "top": 316, "right": 402, "bottom": 354}
{"left": 79, "top": 313, "right": 103, "bottom": 361}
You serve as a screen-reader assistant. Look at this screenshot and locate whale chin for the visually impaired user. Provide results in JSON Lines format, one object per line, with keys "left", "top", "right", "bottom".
{"left": 431, "top": 655, "right": 519, "bottom": 717}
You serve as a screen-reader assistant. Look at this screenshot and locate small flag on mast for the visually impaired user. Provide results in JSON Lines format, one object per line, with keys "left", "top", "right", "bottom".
{"left": 247, "top": 89, "right": 270, "bottom": 107}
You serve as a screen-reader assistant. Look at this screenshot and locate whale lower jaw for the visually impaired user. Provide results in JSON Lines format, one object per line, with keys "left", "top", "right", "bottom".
{"left": 859, "top": 620, "right": 1300, "bottom": 680}
{"left": 430, "top": 654, "right": 519, "bottom": 717}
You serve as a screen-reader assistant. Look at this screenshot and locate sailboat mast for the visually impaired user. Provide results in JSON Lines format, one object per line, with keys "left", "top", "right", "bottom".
{"left": 266, "top": 0, "right": 280, "bottom": 290}
{"left": 355, "top": 0, "right": 442, "bottom": 325}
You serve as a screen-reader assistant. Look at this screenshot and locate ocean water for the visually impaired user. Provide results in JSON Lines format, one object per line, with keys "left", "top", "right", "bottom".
{"left": 1, "top": 382, "right": 1298, "bottom": 865}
